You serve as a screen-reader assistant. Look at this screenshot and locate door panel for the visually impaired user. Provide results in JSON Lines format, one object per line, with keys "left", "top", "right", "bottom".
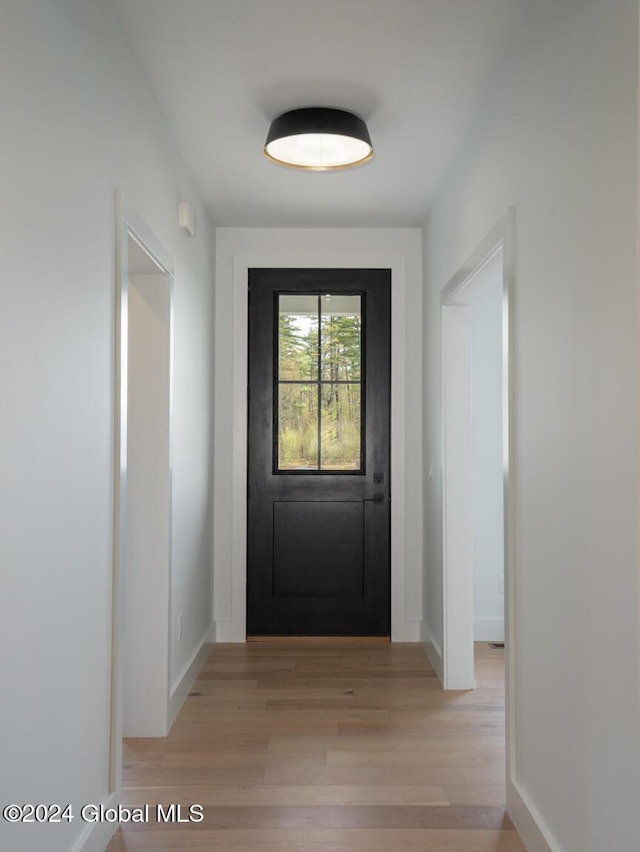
{"left": 273, "top": 501, "right": 364, "bottom": 598}
{"left": 247, "top": 268, "right": 391, "bottom": 636}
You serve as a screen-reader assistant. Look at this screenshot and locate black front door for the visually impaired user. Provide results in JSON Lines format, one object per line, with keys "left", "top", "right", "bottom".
{"left": 247, "top": 268, "right": 391, "bottom": 636}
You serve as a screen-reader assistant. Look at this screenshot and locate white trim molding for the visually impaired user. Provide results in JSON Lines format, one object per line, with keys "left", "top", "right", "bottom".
{"left": 233, "top": 253, "right": 407, "bottom": 642}
{"left": 420, "top": 620, "right": 444, "bottom": 683}
{"left": 439, "top": 208, "right": 518, "bottom": 797}
{"left": 403, "top": 617, "right": 421, "bottom": 642}
{"left": 213, "top": 230, "right": 423, "bottom": 644}
{"left": 169, "top": 630, "right": 213, "bottom": 725}
{"left": 110, "top": 193, "right": 176, "bottom": 792}
{"left": 71, "top": 793, "right": 117, "bottom": 852}
{"left": 507, "top": 778, "right": 560, "bottom": 852}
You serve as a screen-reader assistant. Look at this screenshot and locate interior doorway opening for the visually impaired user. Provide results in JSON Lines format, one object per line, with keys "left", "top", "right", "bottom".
{"left": 445, "top": 250, "right": 505, "bottom": 670}
{"left": 440, "top": 209, "right": 516, "bottom": 792}
{"left": 123, "top": 234, "right": 172, "bottom": 736}
{"left": 110, "top": 198, "right": 174, "bottom": 796}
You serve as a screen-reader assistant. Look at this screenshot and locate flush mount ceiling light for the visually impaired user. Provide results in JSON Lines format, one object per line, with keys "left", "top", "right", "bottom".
{"left": 264, "top": 107, "right": 374, "bottom": 171}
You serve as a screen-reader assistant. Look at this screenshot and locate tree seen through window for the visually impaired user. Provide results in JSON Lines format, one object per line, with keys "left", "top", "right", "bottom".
{"left": 278, "top": 294, "right": 362, "bottom": 471}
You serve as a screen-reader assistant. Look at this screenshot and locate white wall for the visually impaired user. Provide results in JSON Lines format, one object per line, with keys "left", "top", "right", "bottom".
{"left": 0, "top": 2, "right": 215, "bottom": 850}
{"left": 422, "top": 1, "right": 640, "bottom": 850}
{"left": 213, "top": 228, "right": 423, "bottom": 642}
{"left": 467, "top": 257, "right": 504, "bottom": 642}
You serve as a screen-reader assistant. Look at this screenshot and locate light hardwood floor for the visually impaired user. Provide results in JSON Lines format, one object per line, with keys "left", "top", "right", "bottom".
{"left": 106, "top": 641, "right": 525, "bottom": 851}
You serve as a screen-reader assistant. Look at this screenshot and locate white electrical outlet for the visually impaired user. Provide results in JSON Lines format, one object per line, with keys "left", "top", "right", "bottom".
{"left": 179, "top": 613, "right": 183, "bottom": 639}
{"left": 499, "top": 575, "right": 504, "bottom": 595}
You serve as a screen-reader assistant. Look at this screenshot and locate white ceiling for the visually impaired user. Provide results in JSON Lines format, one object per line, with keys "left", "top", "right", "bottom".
{"left": 115, "top": 0, "right": 528, "bottom": 228}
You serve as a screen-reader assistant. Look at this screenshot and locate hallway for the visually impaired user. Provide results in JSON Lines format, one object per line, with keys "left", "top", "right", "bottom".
{"left": 107, "top": 642, "right": 524, "bottom": 851}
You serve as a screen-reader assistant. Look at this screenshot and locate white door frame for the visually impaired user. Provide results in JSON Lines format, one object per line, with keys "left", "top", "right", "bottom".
{"left": 221, "top": 251, "right": 414, "bottom": 642}
{"left": 440, "top": 208, "right": 517, "bottom": 778}
{"left": 110, "top": 193, "right": 175, "bottom": 794}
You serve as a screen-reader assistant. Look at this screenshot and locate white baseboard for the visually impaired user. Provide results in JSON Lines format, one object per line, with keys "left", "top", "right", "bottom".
{"left": 71, "top": 793, "right": 117, "bottom": 852}
{"left": 474, "top": 617, "right": 504, "bottom": 642}
{"left": 419, "top": 620, "right": 444, "bottom": 684}
{"left": 507, "top": 777, "right": 560, "bottom": 852}
{"left": 169, "top": 627, "right": 214, "bottom": 726}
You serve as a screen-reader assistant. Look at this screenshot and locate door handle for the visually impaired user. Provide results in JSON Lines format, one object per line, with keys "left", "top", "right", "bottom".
{"left": 363, "top": 494, "right": 386, "bottom": 504}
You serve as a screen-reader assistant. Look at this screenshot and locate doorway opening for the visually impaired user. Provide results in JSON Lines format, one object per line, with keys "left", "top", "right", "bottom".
{"left": 440, "top": 210, "right": 516, "bottom": 786}
{"left": 110, "top": 198, "right": 174, "bottom": 795}
{"left": 219, "top": 247, "right": 417, "bottom": 643}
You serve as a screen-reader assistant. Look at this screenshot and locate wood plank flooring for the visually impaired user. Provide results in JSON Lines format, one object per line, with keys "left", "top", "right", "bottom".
{"left": 106, "top": 642, "right": 525, "bottom": 851}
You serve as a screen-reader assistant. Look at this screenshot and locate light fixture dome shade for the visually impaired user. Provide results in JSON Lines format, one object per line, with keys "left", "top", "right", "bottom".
{"left": 264, "top": 107, "right": 373, "bottom": 170}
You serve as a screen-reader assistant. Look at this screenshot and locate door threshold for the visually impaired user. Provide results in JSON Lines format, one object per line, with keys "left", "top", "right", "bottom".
{"left": 246, "top": 635, "right": 391, "bottom": 643}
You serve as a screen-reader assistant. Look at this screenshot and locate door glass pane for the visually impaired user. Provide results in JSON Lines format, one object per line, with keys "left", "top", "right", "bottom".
{"left": 320, "top": 384, "right": 361, "bottom": 470}
{"left": 278, "top": 383, "right": 319, "bottom": 470}
{"left": 320, "top": 295, "right": 361, "bottom": 381}
{"left": 279, "top": 295, "right": 319, "bottom": 381}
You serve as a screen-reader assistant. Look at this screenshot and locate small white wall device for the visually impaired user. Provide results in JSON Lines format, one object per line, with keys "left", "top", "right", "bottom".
{"left": 178, "top": 201, "right": 195, "bottom": 237}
